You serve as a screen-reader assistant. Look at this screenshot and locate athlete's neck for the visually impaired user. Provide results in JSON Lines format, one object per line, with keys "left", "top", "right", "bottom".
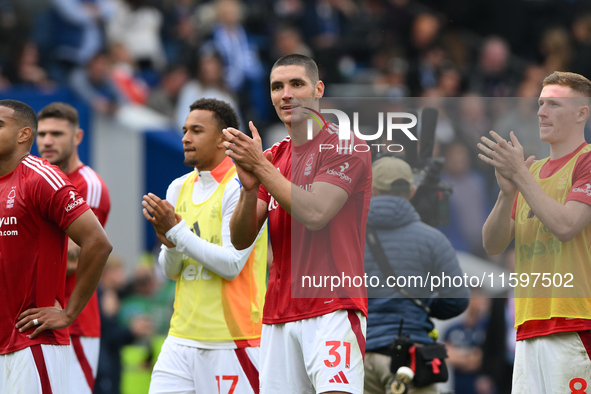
{"left": 0, "top": 151, "right": 29, "bottom": 177}
{"left": 288, "top": 120, "right": 322, "bottom": 146}
{"left": 60, "top": 155, "right": 83, "bottom": 175}
{"left": 197, "top": 152, "right": 227, "bottom": 173}
{"left": 549, "top": 136, "right": 586, "bottom": 160}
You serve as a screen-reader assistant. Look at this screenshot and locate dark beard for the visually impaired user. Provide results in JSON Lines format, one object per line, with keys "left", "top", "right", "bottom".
{"left": 184, "top": 157, "right": 197, "bottom": 167}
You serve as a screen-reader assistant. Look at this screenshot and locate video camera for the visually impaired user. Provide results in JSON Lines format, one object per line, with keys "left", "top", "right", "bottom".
{"left": 375, "top": 107, "right": 452, "bottom": 227}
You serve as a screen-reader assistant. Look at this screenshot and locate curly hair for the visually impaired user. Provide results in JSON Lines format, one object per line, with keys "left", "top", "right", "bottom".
{"left": 189, "top": 98, "right": 239, "bottom": 130}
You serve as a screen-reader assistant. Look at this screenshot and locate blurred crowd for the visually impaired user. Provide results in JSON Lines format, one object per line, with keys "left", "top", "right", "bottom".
{"left": 2, "top": 0, "right": 591, "bottom": 129}
{"left": 3, "top": 0, "right": 591, "bottom": 392}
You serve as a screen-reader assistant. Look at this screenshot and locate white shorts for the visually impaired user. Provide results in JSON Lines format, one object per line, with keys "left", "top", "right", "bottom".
{"left": 513, "top": 331, "right": 591, "bottom": 393}
{"left": 68, "top": 336, "right": 100, "bottom": 394}
{"left": 149, "top": 337, "right": 260, "bottom": 394}
{"left": 0, "top": 344, "right": 69, "bottom": 394}
{"left": 260, "top": 309, "right": 366, "bottom": 394}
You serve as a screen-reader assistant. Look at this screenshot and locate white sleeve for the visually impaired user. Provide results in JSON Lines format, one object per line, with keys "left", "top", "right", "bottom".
{"left": 156, "top": 177, "right": 186, "bottom": 280}
{"left": 164, "top": 177, "right": 264, "bottom": 281}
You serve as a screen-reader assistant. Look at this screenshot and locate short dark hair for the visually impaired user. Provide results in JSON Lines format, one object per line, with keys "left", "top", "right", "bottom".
{"left": 38, "top": 102, "right": 79, "bottom": 128}
{"left": 189, "top": 98, "right": 239, "bottom": 130}
{"left": 542, "top": 71, "right": 591, "bottom": 98}
{"left": 271, "top": 54, "right": 319, "bottom": 84}
{"left": 381, "top": 179, "right": 412, "bottom": 199}
{"left": 0, "top": 99, "right": 38, "bottom": 133}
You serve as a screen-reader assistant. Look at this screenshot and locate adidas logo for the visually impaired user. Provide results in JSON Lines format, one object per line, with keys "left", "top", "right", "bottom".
{"left": 329, "top": 371, "right": 349, "bottom": 384}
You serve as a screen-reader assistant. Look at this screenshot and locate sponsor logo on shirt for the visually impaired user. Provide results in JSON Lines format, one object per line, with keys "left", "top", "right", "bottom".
{"left": 304, "top": 154, "right": 314, "bottom": 176}
{"left": 181, "top": 263, "right": 213, "bottom": 281}
{"left": 572, "top": 183, "right": 591, "bottom": 196}
{"left": 69, "top": 191, "right": 76, "bottom": 201}
{"left": 326, "top": 163, "right": 352, "bottom": 183}
{"left": 0, "top": 216, "right": 18, "bottom": 237}
{"left": 0, "top": 216, "right": 17, "bottom": 227}
{"left": 268, "top": 196, "right": 279, "bottom": 212}
{"left": 65, "top": 197, "right": 84, "bottom": 212}
{"left": 6, "top": 186, "right": 16, "bottom": 209}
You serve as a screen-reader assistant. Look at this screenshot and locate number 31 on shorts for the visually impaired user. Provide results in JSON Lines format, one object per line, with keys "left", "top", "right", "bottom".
{"left": 324, "top": 341, "right": 352, "bottom": 368}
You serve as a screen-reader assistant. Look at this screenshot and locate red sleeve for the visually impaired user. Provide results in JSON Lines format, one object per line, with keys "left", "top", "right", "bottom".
{"left": 33, "top": 168, "right": 90, "bottom": 230}
{"left": 258, "top": 183, "right": 270, "bottom": 203}
{"left": 566, "top": 151, "right": 591, "bottom": 206}
{"left": 90, "top": 182, "right": 110, "bottom": 227}
{"left": 313, "top": 150, "right": 369, "bottom": 195}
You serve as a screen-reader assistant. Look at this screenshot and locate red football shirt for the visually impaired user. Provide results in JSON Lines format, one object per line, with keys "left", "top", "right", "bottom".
{"left": 65, "top": 164, "right": 110, "bottom": 337}
{"left": 259, "top": 124, "right": 371, "bottom": 324}
{"left": 0, "top": 155, "right": 90, "bottom": 354}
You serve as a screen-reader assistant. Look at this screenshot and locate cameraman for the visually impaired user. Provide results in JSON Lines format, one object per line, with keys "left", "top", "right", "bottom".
{"left": 364, "top": 157, "right": 470, "bottom": 394}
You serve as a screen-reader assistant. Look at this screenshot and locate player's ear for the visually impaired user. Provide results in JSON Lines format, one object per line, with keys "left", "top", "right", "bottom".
{"left": 74, "top": 128, "right": 84, "bottom": 146}
{"left": 17, "top": 126, "right": 33, "bottom": 145}
{"left": 217, "top": 129, "right": 227, "bottom": 149}
{"left": 315, "top": 80, "right": 325, "bottom": 98}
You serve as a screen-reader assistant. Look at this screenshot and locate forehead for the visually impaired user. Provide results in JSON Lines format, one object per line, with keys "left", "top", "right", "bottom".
{"left": 0, "top": 106, "right": 16, "bottom": 122}
{"left": 38, "top": 117, "right": 73, "bottom": 131}
{"left": 270, "top": 65, "right": 311, "bottom": 84}
{"left": 540, "top": 84, "right": 578, "bottom": 98}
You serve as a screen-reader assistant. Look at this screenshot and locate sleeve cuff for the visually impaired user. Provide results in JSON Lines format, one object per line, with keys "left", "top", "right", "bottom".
{"left": 165, "top": 219, "right": 188, "bottom": 245}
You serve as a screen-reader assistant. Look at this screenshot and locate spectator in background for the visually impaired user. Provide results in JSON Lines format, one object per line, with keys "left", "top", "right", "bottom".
{"left": 0, "top": 67, "right": 10, "bottom": 91}
{"left": 405, "top": 12, "right": 444, "bottom": 95}
{"left": 372, "top": 57, "right": 410, "bottom": 98}
{"left": 571, "top": 13, "right": 591, "bottom": 76}
{"left": 118, "top": 262, "right": 172, "bottom": 336}
{"left": 454, "top": 94, "right": 492, "bottom": 150}
{"left": 4, "top": 40, "right": 55, "bottom": 90}
{"left": 210, "top": 0, "right": 266, "bottom": 121}
{"left": 539, "top": 27, "right": 573, "bottom": 74}
{"left": 69, "top": 52, "right": 125, "bottom": 115}
{"left": 146, "top": 64, "right": 189, "bottom": 120}
{"left": 95, "top": 256, "right": 153, "bottom": 394}
{"left": 106, "top": 0, "right": 166, "bottom": 74}
{"left": 468, "top": 36, "right": 523, "bottom": 97}
{"left": 407, "top": 44, "right": 448, "bottom": 96}
{"left": 271, "top": 24, "right": 313, "bottom": 60}
{"left": 439, "top": 140, "right": 490, "bottom": 256}
{"left": 108, "top": 42, "right": 149, "bottom": 105}
{"left": 300, "top": 0, "right": 357, "bottom": 84}
{"left": 175, "top": 50, "right": 241, "bottom": 132}
{"left": 444, "top": 296, "right": 491, "bottom": 394}
{"left": 41, "top": 0, "right": 113, "bottom": 82}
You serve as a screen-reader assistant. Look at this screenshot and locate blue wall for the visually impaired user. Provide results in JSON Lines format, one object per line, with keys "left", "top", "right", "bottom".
{"left": 143, "top": 130, "right": 188, "bottom": 251}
